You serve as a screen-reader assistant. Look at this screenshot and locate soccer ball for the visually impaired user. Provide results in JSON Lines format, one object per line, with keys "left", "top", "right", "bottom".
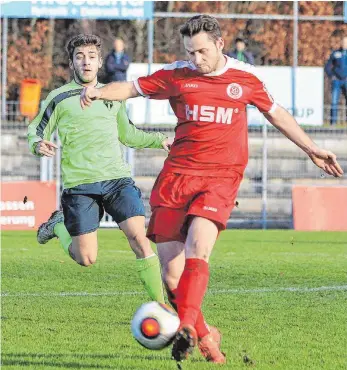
{"left": 131, "top": 301, "right": 180, "bottom": 350}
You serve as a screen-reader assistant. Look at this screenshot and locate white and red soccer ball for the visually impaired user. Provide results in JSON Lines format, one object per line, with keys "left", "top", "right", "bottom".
{"left": 131, "top": 301, "right": 180, "bottom": 350}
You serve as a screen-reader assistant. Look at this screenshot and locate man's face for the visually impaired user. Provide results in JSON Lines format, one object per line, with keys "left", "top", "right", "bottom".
{"left": 342, "top": 37, "right": 347, "bottom": 50}
{"left": 236, "top": 41, "right": 246, "bottom": 52}
{"left": 114, "top": 39, "right": 124, "bottom": 52}
{"left": 183, "top": 32, "right": 224, "bottom": 74}
{"left": 70, "top": 45, "right": 102, "bottom": 83}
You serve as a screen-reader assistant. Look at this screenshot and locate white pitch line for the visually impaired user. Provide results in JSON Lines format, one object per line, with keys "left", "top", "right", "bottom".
{"left": 2, "top": 285, "right": 347, "bottom": 298}
{"left": 209, "top": 285, "right": 347, "bottom": 295}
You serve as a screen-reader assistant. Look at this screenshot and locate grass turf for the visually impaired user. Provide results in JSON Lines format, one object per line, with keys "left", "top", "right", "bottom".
{"left": 1, "top": 230, "right": 347, "bottom": 370}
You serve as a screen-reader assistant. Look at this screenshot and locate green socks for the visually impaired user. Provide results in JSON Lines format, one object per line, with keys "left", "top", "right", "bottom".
{"left": 53, "top": 222, "right": 72, "bottom": 255}
{"left": 136, "top": 254, "right": 165, "bottom": 304}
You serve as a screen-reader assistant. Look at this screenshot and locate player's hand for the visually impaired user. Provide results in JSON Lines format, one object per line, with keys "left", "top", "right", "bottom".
{"left": 35, "top": 140, "right": 58, "bottom": 157}
{"left": 162, "top": 138, "right": 173, "bottom": 152}
{"left": 308, "top": 148, "right": 344, "bottom": 177}
{"left": 80, "top": 87, "right": 101, "bottom": 109}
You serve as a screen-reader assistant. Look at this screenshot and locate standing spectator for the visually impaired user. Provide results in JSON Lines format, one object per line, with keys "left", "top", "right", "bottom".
{"left": 105, "top": 37, "right": 130, "bottom": 82}
{"left": 325, "top": 35, "right": 347, "bottom": 125}
{"left": 227, "top": 37, "right": 254, "bottom": 65}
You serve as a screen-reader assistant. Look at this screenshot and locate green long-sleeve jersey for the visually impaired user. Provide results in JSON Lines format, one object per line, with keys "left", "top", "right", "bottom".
{"left": 28, "top": 80, "right": 166, "bottom": 189}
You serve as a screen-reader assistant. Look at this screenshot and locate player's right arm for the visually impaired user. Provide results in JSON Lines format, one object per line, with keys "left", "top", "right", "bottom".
{"left": 81, "top": 82, "right": 139, "bottom": 109}
{"left": 117, "top": 101, "right": 168, "bottom": 150}
{"left": 249, "top": 77, "right": 343, "bottom": 178}
{"left": 80, "top": 68, "right": 176, "bottom": 109}
{"left": 27, "top": 92, "right": 59, "bottom": 157}
{"left": 264, "top": 106, "right": 343, "bottom": 177}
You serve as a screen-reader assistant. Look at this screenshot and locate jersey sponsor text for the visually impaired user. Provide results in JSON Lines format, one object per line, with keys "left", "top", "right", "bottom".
{"left": 185, "top": 104, "right": 234, "bottom": 124}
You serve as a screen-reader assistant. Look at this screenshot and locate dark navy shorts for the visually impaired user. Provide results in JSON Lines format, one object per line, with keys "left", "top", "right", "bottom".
{"left": 61, "top": 178, "right": 145, "bottom": 237}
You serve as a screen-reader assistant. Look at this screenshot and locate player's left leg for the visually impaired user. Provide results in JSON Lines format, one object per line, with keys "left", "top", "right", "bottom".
{"left": 37, "top": 210, "right": 70, "bottom": 251}
{"left": 172, "top": 175, "right": 241, "bottom": 363}
{"left": 172, "top": 216, "right": 219, "bottom": 362}
{"left": 156, "top": 240, "right": 211, "bottom": 340}
{"left": 37, "top": 188, "right": 103, "bottom": 263}
{"left": 103, "top": 178, "right": 164, "bottom": 304}
{"left": 180, "top": 218, "right": 226, "bottom": 363}
{"left": 147, "top": 174, "right": 224, "bottom": 362}
{"left": 37, "top": 209, "right": 100, "bottom": 267}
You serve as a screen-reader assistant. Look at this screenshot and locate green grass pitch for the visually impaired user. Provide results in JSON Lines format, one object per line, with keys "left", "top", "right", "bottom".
{"left": 2, "top": 230, "right": 347, "bottom": 370}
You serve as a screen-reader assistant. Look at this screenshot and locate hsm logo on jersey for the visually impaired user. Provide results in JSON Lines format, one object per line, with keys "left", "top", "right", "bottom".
{"left": 185, "top": 104, "right": 235, "bottom": 124}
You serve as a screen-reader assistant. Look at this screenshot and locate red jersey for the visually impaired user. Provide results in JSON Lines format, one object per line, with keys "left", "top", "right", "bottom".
{"left": 135, "top": 56, "right": 276, "bottom": 177}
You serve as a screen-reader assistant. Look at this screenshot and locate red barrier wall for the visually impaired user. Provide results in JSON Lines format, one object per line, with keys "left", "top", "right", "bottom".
{"left": 1, "top": 182, "right": 56, "bottom": 230}
{"left": 292, "top": 186, "right": 347, "bottom": 231}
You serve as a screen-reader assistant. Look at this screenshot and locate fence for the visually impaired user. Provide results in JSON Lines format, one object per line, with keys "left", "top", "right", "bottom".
{"left": 4, "top": 99, "right": 347, "bottom": 126}
{"left": 2, "top": 103, "right": 40, "bottom": 183}
{"left": 3, "top": 101, "right": 346, "bottom": 229}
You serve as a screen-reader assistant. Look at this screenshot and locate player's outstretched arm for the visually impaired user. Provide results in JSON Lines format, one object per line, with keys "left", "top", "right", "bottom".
{"left": 117, "top": 101, "right": 169, "bottom": 150}
{"left": 80, "top": 81, "right": 140, "bottom": 109}
{"left": 264, "top": 105, "right": 344, "bottom": 178}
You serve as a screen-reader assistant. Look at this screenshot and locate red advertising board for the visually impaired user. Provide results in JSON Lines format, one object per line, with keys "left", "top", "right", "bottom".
{"left": 1, "top": 181, "right": 56, "bottom": 230}
{"left": 292, "top": 185, "right": 347, "bottom": 231}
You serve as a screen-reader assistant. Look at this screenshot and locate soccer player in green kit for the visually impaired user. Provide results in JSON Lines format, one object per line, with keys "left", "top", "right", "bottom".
{"left": 27, "top": 34, "right": 169, "bottom": 304}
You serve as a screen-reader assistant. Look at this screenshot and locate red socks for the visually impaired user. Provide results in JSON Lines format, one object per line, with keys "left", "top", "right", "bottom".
{"left": 174, "top": 258, "right": 210, "bottom": 337}
{"left": 167, "top": 287, "right": 210, "bottom": 339}
{"left": 195, "top": 311, "right": 210, "bottom": 339}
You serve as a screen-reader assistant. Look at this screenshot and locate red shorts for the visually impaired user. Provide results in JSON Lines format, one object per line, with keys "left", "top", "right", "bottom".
{"left": 147, "top": 172, "right": 242, "bottom": 243}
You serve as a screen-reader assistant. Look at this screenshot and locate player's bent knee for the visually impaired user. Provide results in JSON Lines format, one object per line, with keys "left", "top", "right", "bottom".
{"left": 161, "top": 264, "right": 181, "bottom": 289}
{"left": 186, "top": 239, "right": 210, "bottom": 261}
{"left": 77, "top": 254, "right": 97, "bottom": 267}
{"left": 71, "top": 233, "right": 98, "bottom": 265}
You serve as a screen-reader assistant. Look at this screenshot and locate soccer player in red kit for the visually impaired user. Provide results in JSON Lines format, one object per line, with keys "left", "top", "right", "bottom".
{"left": 81, "top": 15, "right": 343, "bottom": 364}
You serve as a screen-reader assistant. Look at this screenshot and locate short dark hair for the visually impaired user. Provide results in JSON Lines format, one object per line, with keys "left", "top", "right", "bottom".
{"left": 66, "top": 34, "right": 102, "bottom": 60}
{"left": 180, "top": 15, "right": 222, "bottom": 42}
{"left": 235, "top": 37, "right": 245, "bottom": 44}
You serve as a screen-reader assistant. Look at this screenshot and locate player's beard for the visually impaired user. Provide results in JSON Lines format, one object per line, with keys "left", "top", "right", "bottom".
{"left": 197, "top": 66, "right": 212, "bottom": 74}
{"left": 196, "top": 62, "right": 215, "bottom": 74}
{"left": 198, "top": 54, "right": 223, "bottom": 75}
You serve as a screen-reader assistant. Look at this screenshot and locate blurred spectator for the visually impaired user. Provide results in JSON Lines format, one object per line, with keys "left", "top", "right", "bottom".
{"left": 105, "top": 38, "right": 130, "bottom": 82}
{"left": 227, "top": 37, "right": 255, "bottom": 65}
{"left": 325, "top": 36, "right": 347, "bottom": 125}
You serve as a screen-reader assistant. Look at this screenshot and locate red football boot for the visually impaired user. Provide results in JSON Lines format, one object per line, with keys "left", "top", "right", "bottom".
{"left": 198, "top": 326, "right": 226, "bottom": 364}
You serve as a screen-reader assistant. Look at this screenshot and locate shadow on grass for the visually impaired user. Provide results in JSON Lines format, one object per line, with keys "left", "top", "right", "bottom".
{"left": 2, "top": 352, "right": 205, "bottom": 368}
{"left": 1, "top": 359, "right": 114, "bottom": 369}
